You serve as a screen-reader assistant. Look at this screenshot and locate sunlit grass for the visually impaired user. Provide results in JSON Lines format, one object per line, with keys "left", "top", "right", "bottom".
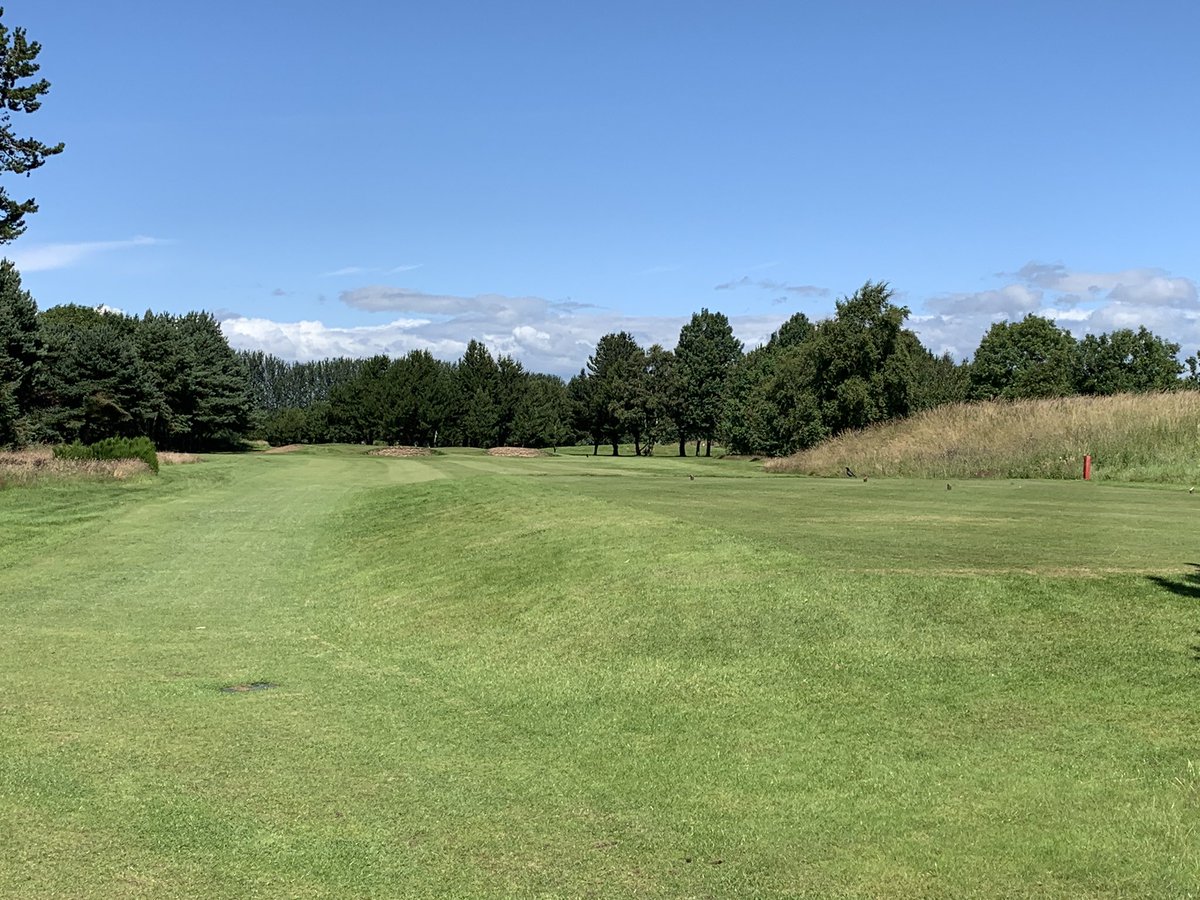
{"left": 1, "top": 447, "right": 1197, "bottom": 897}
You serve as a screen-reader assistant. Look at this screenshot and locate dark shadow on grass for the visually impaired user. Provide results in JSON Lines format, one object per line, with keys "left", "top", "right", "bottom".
{"left": 1145, "top": 566, "right": 1200, "bottom": 661}
{"left": 1146, "top": 564, "right": 1200, "bottom": 600}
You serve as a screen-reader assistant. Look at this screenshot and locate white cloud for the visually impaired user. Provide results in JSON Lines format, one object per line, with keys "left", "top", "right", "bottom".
{"left": 914, "top": 262, "right": 1200, "bottom": 359}
{"left": 924, "top": 284, "right": 1041, "bottom": 317}
{"left": 1012, "top": 263, "right": 1197, "bottom": 305}
{"left": 220, "top": 316, "right": 438, "bottom": 362}
{"left": 7, "top": 236, "right": 167, "bottom": 272}
{"left": 220, "top": 293, "right": 789, "bottom": 375}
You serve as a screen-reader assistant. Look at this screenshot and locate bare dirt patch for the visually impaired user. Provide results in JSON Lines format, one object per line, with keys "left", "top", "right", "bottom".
{"left": 221, "top": 681, "right": 278, "bottom": 693}
{"left": 263, "top": 444, "right": 303, "bottom": 454}
{"left": 369, "top": 446, "right": 433, "bottom": 458}
{"left": 486, "top": 447, "right": 544, "bottom": 458}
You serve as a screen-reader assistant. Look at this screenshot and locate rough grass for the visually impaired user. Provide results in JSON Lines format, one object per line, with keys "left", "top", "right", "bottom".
{"left": 485, "top": 446, "right": 544, "bottom": 457}
{"left": 0, "top": 445, "right": 151, "bottom": 487}
{"left": 1, "top": 447, "right": 1198, "bottom": 897}
{"left": 158, "top": 451, "right": 202, "bottom": 465}
{"left": 767, "top": 391, "right": 1200, "bottom": 482}
{"left": 368, "top": 445, "right": 434, "bottom": 457}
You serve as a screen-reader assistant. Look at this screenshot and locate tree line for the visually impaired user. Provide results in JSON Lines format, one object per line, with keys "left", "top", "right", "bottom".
{"left": 0, "top": 263, "right": 250, "bottom": 450}
{"left": 246, "top": 341, "right": 572, "bottom": 449}
{"left": 243, "top": 281, "right": 1191, "bottom": 457}
{"left": 1, "top": 263, "right": 1193, "bottom": 456}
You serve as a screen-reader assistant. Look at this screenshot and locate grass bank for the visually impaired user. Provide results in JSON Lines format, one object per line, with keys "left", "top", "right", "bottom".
{"left": 766, "top": 391, "right": 1200, "bottom": 482}
{"left": 2, "top": 446, "right": 1198, "bottom": 897}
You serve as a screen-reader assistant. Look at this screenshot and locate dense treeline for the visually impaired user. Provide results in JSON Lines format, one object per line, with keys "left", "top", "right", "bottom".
{"left": 2, "top": 258, "right": 1193, "bottom": 456}
{"left": 567, "top": 281, "right": 1186, "bottom": 456}
{"left": 0, "top": 262, "right": 249, "bottom": 450}
{"left": 252, "top": 341, "right": 571, "bottom": 449}
{"left": 239, "top": 351, "right": 367, "bottom": 412}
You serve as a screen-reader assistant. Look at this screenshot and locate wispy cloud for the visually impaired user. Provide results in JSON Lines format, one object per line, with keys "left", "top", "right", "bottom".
{"left": 322, "top": 263, "right": 422, "bottom": 278}
{"left": 270, "top": 288, "right": 288, "bottom": 297}
{"left": 715, "top": 275, "right": 828, "bottom": 297}
{"left": 7, "top": 236, "right": 168, "bottom": 272}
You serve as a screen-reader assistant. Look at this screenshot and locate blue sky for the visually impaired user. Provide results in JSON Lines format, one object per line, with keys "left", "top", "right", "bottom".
{"left": 7, "top": 1, "right": 1199, "bottom": 374}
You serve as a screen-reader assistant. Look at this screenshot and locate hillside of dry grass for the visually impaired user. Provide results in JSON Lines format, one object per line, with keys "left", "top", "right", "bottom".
{"left": 765, "top": 391, "right": 1200, "bottom": 482}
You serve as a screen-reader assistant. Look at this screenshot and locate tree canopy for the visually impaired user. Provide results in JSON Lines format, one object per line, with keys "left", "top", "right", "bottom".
{"left": 0, "top": 8, "right": 64, "bottom": 242}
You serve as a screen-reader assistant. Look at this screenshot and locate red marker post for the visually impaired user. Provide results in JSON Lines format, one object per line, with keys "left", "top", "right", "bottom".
{"left": 1083, "top": 455, "right": 1092, "bottom": 481}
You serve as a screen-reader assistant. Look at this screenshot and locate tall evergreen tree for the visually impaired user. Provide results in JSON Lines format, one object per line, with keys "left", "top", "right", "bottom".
{"left": 455, "top": 340, "right": 500, "bottom": 447}
{"left": 512, "top": 374, "right": 569, "bottom": 448}
{"left": 586, "top": 331, "right": 647, "bottom": 455}
{"left": 35, "top": 313, "right": 160, "bottom": 443}
{"left": 173, "top": 312, "right": 250, "bottom": 449}
{"left": 0, "top": 259, "right": 38, "bottom": 444}
{"left": 675, "top": 309, "right": 742, "bottom": 456}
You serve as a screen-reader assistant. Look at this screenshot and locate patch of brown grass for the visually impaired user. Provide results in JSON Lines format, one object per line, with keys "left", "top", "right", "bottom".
{"left": 263, "top": 444, "right": 303, "bottom": 454}
{"left": 0, "top": 446, "right": 151, "bottom": 487}
{"left": 486, "top": 447, "right": 544, "bottom": 457}
{"left": 158, "top": 452, "right": 201, "bottom": 465}
{"left": 765, "top": 391, "right": 1200, "bottom": 482}
{"left": 368, "top": 446, "right": 433, "bottom": 458}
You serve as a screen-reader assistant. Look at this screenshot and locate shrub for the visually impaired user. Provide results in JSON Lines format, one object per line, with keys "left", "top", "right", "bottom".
{"left": 54, "top": 436, "right": 159, "bottom": 473}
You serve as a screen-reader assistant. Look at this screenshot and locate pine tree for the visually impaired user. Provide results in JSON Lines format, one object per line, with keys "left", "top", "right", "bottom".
{"left": 0, "top": 258, "right": 38, "bottom": 444}
{"left": 0, "top": 9, "right": 64, "bottom": 242}
{"left": 675, "top": 309, "right": 742, "bottom": 456}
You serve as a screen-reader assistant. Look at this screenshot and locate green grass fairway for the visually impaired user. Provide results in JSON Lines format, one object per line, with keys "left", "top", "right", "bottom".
{"left": 2, "top": 448, "right": 1198, "bottom": 898}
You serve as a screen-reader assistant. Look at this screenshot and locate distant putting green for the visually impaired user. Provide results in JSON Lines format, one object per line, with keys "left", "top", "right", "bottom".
{"left": 1, "top": 446, "right": 1197, "bottom": 898}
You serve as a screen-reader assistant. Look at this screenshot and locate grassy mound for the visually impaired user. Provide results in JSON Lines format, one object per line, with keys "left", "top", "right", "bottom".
{"left": 765, "top": 391, "right": 1200, "bottom": 482}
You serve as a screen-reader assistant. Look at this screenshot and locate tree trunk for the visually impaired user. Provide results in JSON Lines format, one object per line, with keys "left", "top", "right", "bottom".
{"left": 705, "top": 438, "right": 711, "bottom": 457}
{"left": 634, "top": 437, "right": 641, "bottom": 456}
{"left": 611, "top": 440, "right": 619, "bottom": 456}
{"left": 678, "top": 435, "right": 686, "bottom": 457}
{"left": 592, "top": 441, "right": 599, "bottom": 456}
{"left": 694, "top": 439, "right": 701, "bottom": 456}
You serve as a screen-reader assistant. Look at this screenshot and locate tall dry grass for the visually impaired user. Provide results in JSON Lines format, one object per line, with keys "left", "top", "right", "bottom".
{"left": 0, "top": 445, "right": 152, "bottom": 488}
{"left": 765, "top": 392, "right": 1200, "bottom": 482}
{"left": 158, "top": 451, "right": 202, "bottom": 465}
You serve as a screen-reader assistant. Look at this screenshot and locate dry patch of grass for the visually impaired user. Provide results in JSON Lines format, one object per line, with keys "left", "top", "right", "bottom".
{"left": 263, "top": 444, "right": 303, "bottom": 454}
{"left": 486, "top": 447, "right": 544, "bottom": 457}
{"left": 369, "top": 446, "right": 433, "bottom": 458}
{"left": 0, "top": 445, "right": 151, "bottom": 487}
{"left": 158, "top": 452, "right": 202, "bottom": 465}
{"left": 767, "top": 391, "right": 1200, "bottom": 482}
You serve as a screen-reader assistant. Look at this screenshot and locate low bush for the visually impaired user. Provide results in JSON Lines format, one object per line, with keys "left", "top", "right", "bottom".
{"left": 54, "top": 436, "right": 159, "bottom": 474}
